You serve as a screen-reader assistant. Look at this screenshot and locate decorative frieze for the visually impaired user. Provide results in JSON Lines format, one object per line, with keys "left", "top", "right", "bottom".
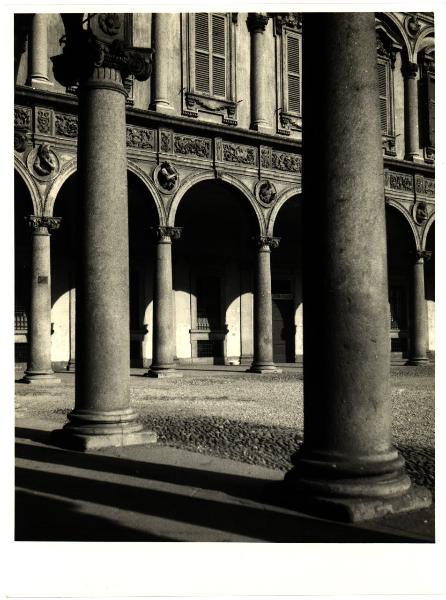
{"left": 14, "top": 131, "right": 28, "bottom": 152}
{"left": 36, "top": 109, "right": 51, "bottom": 135}
{"left": 174, "top": 134, "right": 212, "bottom": 159}
{"left": 384, "top": 171, "right": 413, "bottom": 192}
{"left": 260, "top": 146, "right": 272, "bottom": 169}
{"left": 55, "top": 113, "right": 78, "bottom": 138}
{"left": 275, "top": 13, "right": 302, "bottom": 35}
{"left": 126, "top": 126, "right": 155, "bottom": 150}
{"left": 14, "top": 106, "right": 32, "bottom": 129}
{"left": 160, "top": 130, "right": 173, "bottom": 153}
{"left": 222, "top": 142, "right": 256, "bottom": 166}
{"left": 271, "top": 150, "right": 301, "bottom": 173}
{"left": 415, "top": 174, "right": 435, "bottom": 197}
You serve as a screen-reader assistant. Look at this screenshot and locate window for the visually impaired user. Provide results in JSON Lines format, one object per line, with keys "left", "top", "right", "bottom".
{"left": 421, "top": 49, "right": 435, "bottom": 162}
{"left": 274, "top": 13, "right": 302, "bottom": 136}
{"left": 377, "top": 59, "right": 392, "bottom": 135}
{"left": 182, "top": 13, "right": 238, "bottom": 124}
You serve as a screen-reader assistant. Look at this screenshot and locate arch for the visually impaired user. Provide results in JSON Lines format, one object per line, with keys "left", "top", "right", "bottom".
{"left": 267, "top": 186, "right": 302, "bottom": 237}
{"left": 127, "top": 161, "right": 166, "bottom": 225}
{"left": 377, "top": 12, "right": 411, "bottom": 61}
{"left": 414, "top": 28, "right": 435, "bottom": 57}
{"left": 45, "top": 157, "right": 77, "bottom": 216}
{"left": 167, "top": 170, "right": 264, "bottom": 234}
{"left": 421, "top": 212, "right": 435, "bottom": 250}
{"left": 385, "top": 198, "right": 420, "bottom": 250}
{"left": 14, "top": 157, "right": 41, "bottom": 215}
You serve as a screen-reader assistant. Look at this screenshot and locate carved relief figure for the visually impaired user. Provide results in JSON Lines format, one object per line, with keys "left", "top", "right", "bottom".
{"left": 98, "top": 13, "right": 121, "bottom": 36}
{"left": 157, "top": 162, "right": 178, "bottom": 191}
{"left": 258, "top": 181, "right": 276, "bottom": 205}
{"left": 33, "top": 143, "right": 57, "bottom": 176}
{"left": 415, "top": 202, "right": 428, "bottom": 224}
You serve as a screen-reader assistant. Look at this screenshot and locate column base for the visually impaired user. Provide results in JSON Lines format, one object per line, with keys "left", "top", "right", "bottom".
{"left": 27, "top": 77, "right": 54, "bottom": 90}
{"left": 22, "top": 371, "right": 61, "bottom": 385}
{"left": 404, "top": 153, "right": 424, "bottom": 163}
{"left": 145, "top": 367, "right": 182, "bottom": 378}
{"left": 150, "top": 101, "right": 174, "bottom": 114}
{"left": 406, "top": 357, "right": 429, "bottom": 366}
{"left": 52, "top": 407, "right": 157, "bottom": 451}
{"left": 66, "top": 360, "right": 76, "bottom": 372}
{"left": 250, "top": 122, "right": 272, "bottom": 134}
{"left": 247, "top": 363, "right": 282, "bottom": 374}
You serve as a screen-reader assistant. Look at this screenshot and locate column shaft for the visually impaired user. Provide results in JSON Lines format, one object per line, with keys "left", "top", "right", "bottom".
{"left": 28, "top": 14, "right": 51, "bottom": 87}
{"left": 285, "top": 13, "right": 430, "bottom": 521}
{"left": 403, "top": 63, "right": 420, "bottom": 160}
{"left": 151, "top": 13, "right": 174, "bottom": 112}
{"left": 408, "top": 253, "right": 429, "bottom": 364}
{"left": 66, "top": 281, "right": 76, "bottom": 371}
{"left": 248, "top": 14, "right": 271, "bottom": 132}
{"left": 147, "top": 228, "right": 182, "bottom": 377}
{"left": 248, "top": 238, "right": 280, "bottom": 373}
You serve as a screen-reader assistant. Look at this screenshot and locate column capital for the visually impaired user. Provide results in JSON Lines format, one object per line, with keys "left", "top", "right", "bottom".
{"left": 402, "top": 61, "right": 418, "bottom": 80}
{"left": 247, "top": 13, "right": 269, "bottom": 33}
{"left": 413, "top": 249, "right": 432, "bottom": 263}
{"left": 25, "top": 215, "right": 61, "bottom": 234}
{"left": 255, "top": 236, "right": 280, "bottom": 250}
{"left": 152, "top": 226, "right": 183, "bottom": 242}
{"left": 51, "top": 15, "right": 154, "bottom": 89}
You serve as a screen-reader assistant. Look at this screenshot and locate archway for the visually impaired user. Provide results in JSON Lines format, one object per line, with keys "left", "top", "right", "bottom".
{"left": 425, "top": 222, "right": 435, "bottom": 354}
{"left": 271, "top": 194, "right": 302, "bottom": 363}
{"left": 14, "top": 172, "right": 34, "bottom": 365}
{"left": 174, "top": 179, "right": 260, "bottom": 364}
{"left": 385, "top": 204, "right": 417, "bottom": 357}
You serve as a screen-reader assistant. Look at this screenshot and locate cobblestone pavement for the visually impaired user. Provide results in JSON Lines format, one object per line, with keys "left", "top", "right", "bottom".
{"left": 15, "top": 364, "right": 435, "bottom": 495}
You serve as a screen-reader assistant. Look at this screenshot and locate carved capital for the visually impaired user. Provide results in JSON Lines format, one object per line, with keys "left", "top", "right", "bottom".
{"left": 274, "top": 13, "right": 302, "bottom": 35}
{"left": 414, "top": 250, "right": 432, "bottom": 263}
{"left": 152, "top": 226, "right": 182, "bottom": 242}
{"left": 256, "top": 236, "right": 280, "bottom": 250}
{"left": 26, "top": 216, "right": 61, "bottom": 234}
{"left": 247, "top": 13, "right": 269, "bottom": 33}
{"left": 402, "top": 61, "right": 418, "bottom": 80}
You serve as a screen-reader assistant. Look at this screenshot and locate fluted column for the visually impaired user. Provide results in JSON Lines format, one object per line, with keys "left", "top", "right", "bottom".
{"left": 27, "top": 14, "right": 52, "bottom": 88}
{"left": 248, "top": 237, "right": 281, "bottom": 374}
{"left": 51, "top": 14, "right": 155, "bottom": 450}
{"left": 147, "top": 226, "right": 182, "bottom": 377}
{"left": 407, "top": 250, "right": 431, "bottom": 365}
{"left": 23, "top": 216, "right": 60, "bottom": 384}
{"left": 247, "top": 14, "right": 271, "bottom": 133}
{"left": 403, "top": 62, "right": 420, "bottom": 161}
{"left": 150, "top": 13, "right": 174, "bottom": 113}
{"left": 284, "top": 13, "right": 431, "bottom": 522}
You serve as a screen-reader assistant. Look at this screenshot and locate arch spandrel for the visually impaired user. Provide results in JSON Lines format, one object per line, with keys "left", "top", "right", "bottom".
{"left": 167, "top": 170, "right": 265, "bottom": 235}
{"left": 44, "top": 157, "right": 77, "bottom": 216}
{"left": 14, "top": 156, "right": 42, "bottom": 216}
{"left": 421, "top": 212, "right": 435, "bottom": 251}
{"left": 127, "top": 161, "right": 166, "bottom": 226}
{"left": 267, "top": 186, "right": 302, "bottom": 237}
{"left": 414, "top": 28, "right": 435, "bottom": 57}
{"left": 385, "top": 198, "right": 421, "bottom": 251}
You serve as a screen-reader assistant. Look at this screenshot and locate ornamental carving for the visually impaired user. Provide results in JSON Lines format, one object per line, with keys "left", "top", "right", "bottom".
{"left": 160, "top": 131, "right": 172, "bottom": 153}
{"left": 14, "top": 106, "right": 31, "bottom": 129}
{"left": 376, "top": 30, "right": 398, "bottom": 66}
{"left": 247, "top": 13, "right": 270, "bottom": 33}
{"left": 98, "top": 13, "right": 122, "bottom": 36}
{"left": 126, "top": 127, "right": 154, "bottom": 150}
{"left": 25, "top": 215, "right": 61, "bottom": 233}
{"left": 256, "top": 181, "right": 277, "bottom": 206}
{"left": 33, "top": 144, "right": 58, "bottom": 177}
{"left": 156, "top": 162, "right": 178, "bottom": 192}
{"left": 384, "top": 171, "right": 413, "bottom": 192}
{"left": 152, "top": 226, "right": 183, "bottom": 241}
{"left": 174, "top": 135, "right": 211, "bottom": 159}
{"left": 275, "top": 13, "right": 302, "bottom": 34}
{"left": 405, "top": 15, "right": 421, "bottom": 38}
{"left": 37, "top": 110, "right": 51, "bottom": 134}
{"left": 55, "top": 113, "right": 78, "bottom": 138}
{"left": 402, "top": 62, "right": 418, "bottom": 80}
{"left": 271, "top": 151, "right": 301, "bottom": 173}
{"left": 415, "top": 175, "right": 435, "bottom": 197}
{"left": 414, "top": 250, "right": 432, "bottom": 262}
{"left": 260, "top": 147, "right": 272, "bottom": 169}
{"left": 414, "top": 202, "right": 429, "bottom": 225}
{"left": 223, "top": 143, "right": 256, "bottom": 165}
{"left": 257, "top": 236, "right": 280, "bottom": 250}
{"left": 14, "top": 130, "right": 27, "bottom": 152}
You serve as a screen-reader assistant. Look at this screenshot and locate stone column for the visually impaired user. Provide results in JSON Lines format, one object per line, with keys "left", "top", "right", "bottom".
{"left": 407, "top": 250, "right": 431, "bottom": 365}
{"left": 27, "top": 14, "right": 52, "bottom": 88}
{"left": 150, "top": 13, "right": 174, "bottom": 113}
{"left": 403, "top": 62, "right": 420, "bottom": 161}
{"left": 51, "top": 14, "right": 155, "bottom": 450}
{"left": 284, "top": 13, "right": 430, "bottom": 522}
{"left": 248, "top": 237, "right": 281, "bottom": 374}
{"left": 146, "top": 226, "right": 182, "bottom": 378}
{"left": 66, "top": 280, "right": 76, "bottom": 372}
{"left": 23, "top": 216, "right": 60, "bottom": 384}
{"left": 247, "top": 14, "right": 271, "bottom": 133}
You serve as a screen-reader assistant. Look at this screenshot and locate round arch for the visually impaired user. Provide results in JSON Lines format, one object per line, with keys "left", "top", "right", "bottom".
{"left": 45, "top": 157, "right": 77, "bottom": 216}
{"left": 127, "top": 161, "right": 165, "bottom": 225}
{"left": 14, "top": 157, "right": 41, "bottom": 215}
{"left": 385, "top": 199, "right": 420, "bottom": 250}
{"left": 267, "top": 186, "right": 302, "bottom": 237}
{"left": 377, "top": 12, "right": 411, "bottom": 60}
{"left": 421, "top": 212, "right": 435, "bottom": 250}
{"left": 414, "top": 28, "right": 435, "bottom": 57}
{"left": 167, "top": 170, "right": 264, "bottom": 234}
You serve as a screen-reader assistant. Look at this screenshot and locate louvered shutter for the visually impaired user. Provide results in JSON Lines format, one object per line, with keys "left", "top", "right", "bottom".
{"left": 377, "top": 61, "right": 389, "bottom": 134}
{"left": 287, "top": 34, "right": 301, "bottom": 113}
{"left": 195, "top": 13, "right": 210, "bottom": 94}
{"left": 427, "top": 75, "right": 435, "bottom": 147}
{"left": 212, "top": 14, "right": 226, "bottom": 97}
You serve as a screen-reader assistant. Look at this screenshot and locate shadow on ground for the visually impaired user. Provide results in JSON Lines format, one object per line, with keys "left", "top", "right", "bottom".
{"left": 15, "top": 427, "right": 434, "bottom": 543}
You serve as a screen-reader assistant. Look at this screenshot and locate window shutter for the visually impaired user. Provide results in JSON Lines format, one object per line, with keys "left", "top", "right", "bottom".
{"left": 212, "top": 14, "right": 226, "bottom": 97}
{"left": 377, "top": 61, "right": 389, "bottom": 134}
{"left": 427, "top": 76, "right": 435, "bottom": 147}
{"left": 287, "top": 34, "right": 301, "bottom": 114}
{"left": 195, "top": 13, "right": 210, "bottom": 94}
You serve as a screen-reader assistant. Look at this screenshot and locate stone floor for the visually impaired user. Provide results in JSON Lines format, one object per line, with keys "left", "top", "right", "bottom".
{"left": 14, "top": 363, "right": 435, "bottom": 542}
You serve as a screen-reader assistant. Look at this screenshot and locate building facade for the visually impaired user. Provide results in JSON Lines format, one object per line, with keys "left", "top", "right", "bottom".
{"left": 14, "top": 12, "right": 435, "bottom": 372}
